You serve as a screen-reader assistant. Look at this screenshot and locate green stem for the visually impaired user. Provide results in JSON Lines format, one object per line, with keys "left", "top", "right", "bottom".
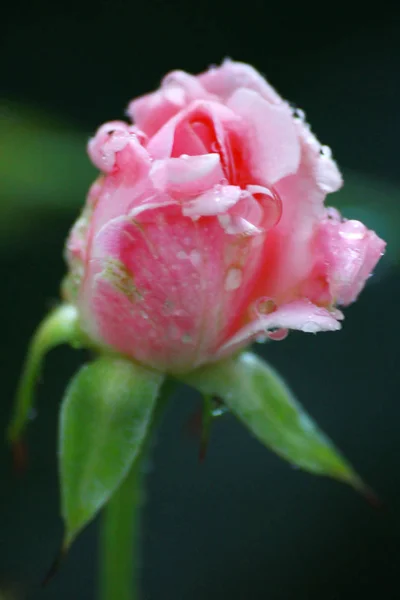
{"left": 99, "top": 378, "right": 175, "bottom": 600}
{"left": 99, "top": 453, "right": 144, "bottom": 600}
{"left": 7, "top": 304, "right": 79, "bottom": 444}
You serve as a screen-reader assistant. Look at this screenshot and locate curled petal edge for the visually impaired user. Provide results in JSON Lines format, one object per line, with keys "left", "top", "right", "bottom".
{"left": 216, "top": 300, "right": 343, "bottom": 358}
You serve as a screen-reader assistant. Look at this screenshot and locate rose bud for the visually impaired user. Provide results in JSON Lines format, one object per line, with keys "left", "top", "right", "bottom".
{"left": 63, "top": 60, "right": 385, "bottom": 373}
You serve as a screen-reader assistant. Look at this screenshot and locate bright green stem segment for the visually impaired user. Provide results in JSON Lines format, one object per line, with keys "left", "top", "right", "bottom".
{"left": 99, "top": 455, "right": 144, "bottom": 600}
{"left": 97, "top": 379, "right": 173, "bottom": 600}
{"left": 7, "top": 304, "right": 79, "bottom": 444}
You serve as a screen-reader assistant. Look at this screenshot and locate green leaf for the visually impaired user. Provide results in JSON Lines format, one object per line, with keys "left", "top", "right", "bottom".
{"left": 7, "top": 304, "right": 80, "bottom": 446}
{"left": 59, "top": 356, "right": 164, "bottom": 549}
{"left": 182, "top": 351, "right": 364, "bottom": 490}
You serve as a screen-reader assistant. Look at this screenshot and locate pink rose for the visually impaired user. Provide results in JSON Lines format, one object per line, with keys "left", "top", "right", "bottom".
{"left": 64, "top": 60, "right": 385, "bottom": 373}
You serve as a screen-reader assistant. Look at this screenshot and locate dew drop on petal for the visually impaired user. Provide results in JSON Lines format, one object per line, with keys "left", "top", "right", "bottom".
{"left": 189, "top": 250, "right": 201, "bottom": 267}
{"left": 326, "top": 207, "right": 341, "bottom": 221}
{"left": 268, "top": 328, "right": 289, "bottom": 341}
{"left": 256, "top": 297, "right": 276, "bottom": 315}
{"left": 339, "top": 220, "right": 366, "bottom": 241}
{"left": 291, "top": 106, "right": 306, "bottom": 122}
{"left": 320, "top": 145, "right": 332, "bottom": 159}
{"left": 225, "top": 267, "right": 242, "bottom": 291}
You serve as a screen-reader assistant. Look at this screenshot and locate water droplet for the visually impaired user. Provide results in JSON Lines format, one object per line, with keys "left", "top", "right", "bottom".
{"left": 339, "top": 220, "right": 366, "bottom": 241}
{"left": 189, "top": 250, "right": 201, "bottom": 267}
{"left": 326, "top": 207, "right": 340, "bottom": 221}
{"left": 180, "top": 154, "right": 189, "bottom": 160}
{"left": 256, "top": 297, "right": 276, "bottom": 315}
{"left": 225, "top": 267, "right": 242, "bottom": 291}
{"left": 211, "top": 397, "right": 229, "bottom": 418}
{"left": 177, "top": 250, "right": 187, "bottom": 259}
{"left": 211, "top": 405, "right": 228, "bottom": 417}
{"left": 291, "top": 106, "right": 306, "bottom": 121}
{"left": 320, "top": 145, "right": 332, "bottom": 158}
{"left": 182, "top": 333, "right": 192, "bottom": 344}
{"left": 268, "top": 328, "right": 288, "bottom": 341}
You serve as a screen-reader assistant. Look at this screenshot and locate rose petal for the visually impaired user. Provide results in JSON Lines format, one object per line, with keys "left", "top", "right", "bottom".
{"left": 318, "top": 217, "right": 386, "bottom": 305}
{"left": 182, "top": 184, "right": 242, "bottom": 218}
{"left": 88, "top": 121, "right": 150, "bottom": 176}
{"left": 216, "top": 299, "right": 342, "bottom": 358}
{"left": 147, "top": 100, "right": 243, "bottom": 178}
{"left": 198, "top": 59, "right": 283, "bottom": 105}
{"left": 150, "top": 153, "right": 224, "bottom": 198}
{"left": 295, "top": 122, "right": 343, "bottom": 194}
{"left": 127, "top": 70, "right": 212, "bottom": 137}
{"left": 227, "top": 88, "right": 301, "bottom": 185}
{"left": 81, "top": 200, "right": 267, "bottom": 372}
{"left": 248, "top": 127, "right": 342, "bottom": 304}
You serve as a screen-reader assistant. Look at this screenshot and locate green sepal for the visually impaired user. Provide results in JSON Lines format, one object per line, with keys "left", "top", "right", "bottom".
{"left": 7, "top": 304, "right": 81, "bottom": 446}
{"left": 59, "top": 356, "right": 164, "bottom": 550}
{"left": 182, "top": 351, "right": 365, "bottom": 491}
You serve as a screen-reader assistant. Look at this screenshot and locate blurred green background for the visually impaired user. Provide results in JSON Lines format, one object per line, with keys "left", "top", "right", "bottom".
{"left": 1, "top": 2, "right": 400, "bottom": 599}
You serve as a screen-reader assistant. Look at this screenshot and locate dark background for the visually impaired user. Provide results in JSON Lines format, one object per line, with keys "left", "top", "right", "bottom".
{"left": 1, "top": 1, "right": 400, "bottom": 599}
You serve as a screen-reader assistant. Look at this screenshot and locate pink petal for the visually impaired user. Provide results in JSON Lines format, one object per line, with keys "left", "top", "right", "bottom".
{"left": 147, "top": 100, "right": 243, "bottom": 177}
{"left": 150, "top": 153, "right": 224, "bottom": 198}
{"left": 88, "top": 121, "right": 150, "bottom": 177}
{"left": 214, "top": 185, "right": 282, "bottom": 236}
{"left": 182, "top": 184, "right": 242, "bottom": 218}
{"left": 128, "top": 70, "right": 212, "bottom": 137}
{"left": 318, "top": 217, "right": 386, "bottom": 305}
{"left": 295, "top": 122, "right": 343, "bottom": 195}
{"left": 248, "top": 125, "right": 343, "bottom": 305}
{"left": 81, "top": 201, "right": 267, "bottom": 372}
{"left": 216, "top": 300, "right": 342, "bottom": 358}
{"left": 227, "top": 88, "right": 301, "bottom": 184}
{"left": 198, "top": 59, "right": 283, "bottom": 105}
